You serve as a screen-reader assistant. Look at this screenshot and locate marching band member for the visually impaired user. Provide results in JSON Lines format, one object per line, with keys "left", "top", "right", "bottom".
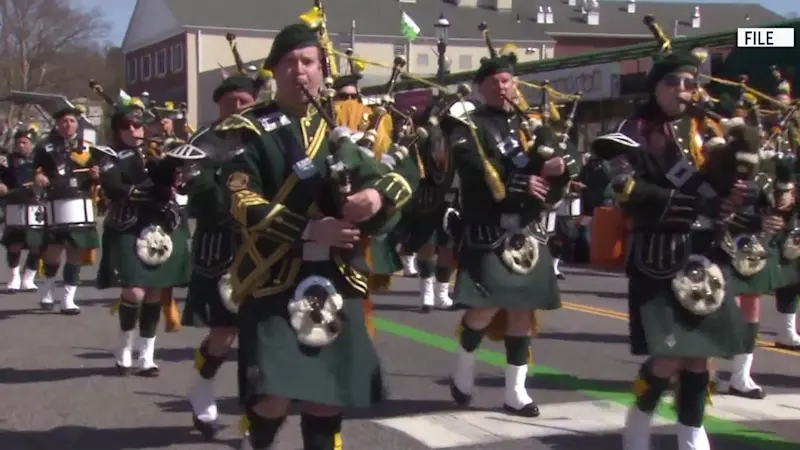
{"left": 33, "top": 106, "right": 100, "bottom": 314}
{"left": 403, "top": 102, "right": 463, "bottom": 311}
{"left": 769, "top": 71, "right": 800, "bottom": 350}
{"left": 220, "top": 23, "right": 417, "bottom": 450}
{"left": 333, "top": 73, "right": 361, "bottom": 101}
{"left": 592, "top": 41, "right": 755, "bottom": 449}
{"left": 95, "top": 94, "right": 191, "bottom": 376}
{"left": 447, "top": 52, "right": 568, "bottom": 417}
{"left": 182, "top": 73, "right": 259, "bottom": 439}
{"left": 1, "top": 128, "right": 42, "bottom": 292}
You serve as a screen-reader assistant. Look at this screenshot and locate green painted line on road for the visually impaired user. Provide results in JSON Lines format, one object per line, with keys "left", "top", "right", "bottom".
{"left": 374, "top": 317, "right": 795, "bottom": 449}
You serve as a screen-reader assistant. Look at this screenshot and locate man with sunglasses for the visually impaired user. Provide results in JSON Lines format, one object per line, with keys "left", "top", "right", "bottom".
{"left": 33, "top": 105, "right": 101, "bottom": 314}
{"left": 591, "top": 47, "right": 762, "bottom": 450}
{"left": 216, "top": 23, "right": 419, "bottom": 450}
{"left": 333, "top": 73, "right": 361, "bottom": 102}
{"left": 182, "top": 73, "right": 259, "bottom": 440}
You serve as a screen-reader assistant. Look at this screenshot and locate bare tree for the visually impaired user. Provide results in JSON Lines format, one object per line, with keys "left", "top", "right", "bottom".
{"left": 0, "top": 0, "right": 111, "bottom": 120}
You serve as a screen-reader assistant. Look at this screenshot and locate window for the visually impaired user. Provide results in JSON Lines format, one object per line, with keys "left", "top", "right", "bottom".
{"left": 155, "top": 48, "right": 168, "bottom": 77}
{"left": 171, "top": 43, "right": 184, "bottom": 73}
{"left": 458, "top": 54, "right": 473, "bottom": 70}
{"left": 393, "top": 43, "right": 406, "bottom": 57}
{"left": 126, "top": 58, "right": 137, "bottom": 84}
{"left": 140, "top": 54, "right": 152, "bottom": 80}
{"left": 416, "top": 53, "right": 429, "bottom": 67}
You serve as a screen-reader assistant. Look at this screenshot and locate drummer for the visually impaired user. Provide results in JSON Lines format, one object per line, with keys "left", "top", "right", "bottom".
{"left": 0, "top": 128, "right": 43, "bottom": 292}
{"left": 33, "top": 106, "right": 101, "bottom": 314}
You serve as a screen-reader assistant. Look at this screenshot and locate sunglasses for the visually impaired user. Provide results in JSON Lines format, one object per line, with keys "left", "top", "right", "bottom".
{"left": 119, "top": 120, "right": 143, "bottom": 130}
{"left": 336, "top": 93, "right": 360, "bottom": 101}
{"left": 662, "top": 73, "right": 698, "bottom": 91}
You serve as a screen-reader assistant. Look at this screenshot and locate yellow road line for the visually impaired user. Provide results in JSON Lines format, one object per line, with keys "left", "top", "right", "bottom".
{"left": 561, "top": 301, "right": 800, "bottom": 357}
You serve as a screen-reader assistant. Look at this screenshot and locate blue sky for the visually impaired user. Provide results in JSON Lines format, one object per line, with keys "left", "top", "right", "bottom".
{"left": 77, "top": 0, "right": 794, "bottom": 46}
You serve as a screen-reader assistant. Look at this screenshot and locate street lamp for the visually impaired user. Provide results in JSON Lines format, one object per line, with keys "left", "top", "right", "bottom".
{"left": 434, "top": 13, "right": 450, "bottom": 84}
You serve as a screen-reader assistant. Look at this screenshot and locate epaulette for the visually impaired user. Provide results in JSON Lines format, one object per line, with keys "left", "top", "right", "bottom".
{"left": 213, "top": 113, "right": 262, "bottom": 136}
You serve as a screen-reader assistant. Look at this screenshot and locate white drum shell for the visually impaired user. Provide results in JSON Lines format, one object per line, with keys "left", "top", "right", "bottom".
{"left": 46, "top": 198, "right": 95, "bottom": 227}
{"left": 4, "top": 204, "right": 46, "bottom": 228}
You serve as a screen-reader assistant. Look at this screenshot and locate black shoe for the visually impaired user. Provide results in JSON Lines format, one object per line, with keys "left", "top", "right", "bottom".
{"left": 40, "top": 302, "right": 54, "bottom": 311}
{"left": 503, "top": 401, "right": 541, "bottom": 417}
{"left": 556, "top": 273, "right": 566, "bottom": 280}
{"left": 60, "top": 308, "right": 80, "bottom": 316}
{"left": 192, "top": 414, "right": 221, "bottom": 441}
{"left": 728, "top": 385, "right": 766, "bottom": 399}
{"left": 136, "top": 366, "right": 160, "bottom": 377}
{"left": 419, "top": 305, "right": 432, "bottom": 314}
{"left": 115, "top": 363, "right": 131, "bottom": 376}
{"left": 449, "top": 379, "right": 472, "bottom": 407}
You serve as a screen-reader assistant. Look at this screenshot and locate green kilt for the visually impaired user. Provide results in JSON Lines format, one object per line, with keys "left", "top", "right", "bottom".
{"left": 453, "top": 233, "right": 561, "bottom": 310}
{"left": 96, "top": 221, "right": 191, "bottom": 289}
{"left": 774, "top": 231, "right": 800, "bottom": 288}
{"left": 627, "top": 231, "right": 748, "bottom": 358}
{"left": 1, "top": 227, "right": 44, "bottom": 250}
{"left": 43, "top": 227, "right": 99, "bottom": 249}
{"left": 237, "top": 263, "right": 386, "bottom": 407}
{"left": 182, "top": 226, "right": 238, "bottom": 328}
{"left": 367, "top": 233, "right": 402, "bottom": 276}
{"left": 726, "top": 239, "right": 783, "bottom": 296}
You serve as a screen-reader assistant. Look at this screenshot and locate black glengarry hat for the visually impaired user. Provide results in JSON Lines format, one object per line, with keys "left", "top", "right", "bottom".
{"left": 474, "top": 53, "right": 518, "bottom": 84}
{"left": 263, "top": 23, "right": 320, "bottom": 70}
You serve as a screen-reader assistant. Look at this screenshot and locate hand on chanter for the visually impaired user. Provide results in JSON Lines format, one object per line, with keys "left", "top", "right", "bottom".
{"left": 528, "top": 175, "right": 550, "bottom": 201}
{"left": 0, "top": 183, "right": 7, "bottom": 195}
{"left": 306, "top": 217, "right": 360, "bottom": 249}
{"left": 34, "top": 173, "right": 49, "bottom": 188}
{"left": 541, "top": 156, "right": 565, "bottom": 177}
{"left": 762, "top": 215, "right": 786, "bottom": 233}
{"left": 719, "top": 181, "right": 749, "bottom": 216}
{"left": 777, "top": 190, "right": 796, "bottom": 212}
{"left": 342, "top": 188, "right": 383, "bottom": 223}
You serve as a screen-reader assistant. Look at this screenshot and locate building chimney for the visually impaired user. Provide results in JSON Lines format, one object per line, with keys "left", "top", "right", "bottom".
{"left": 568, "top": 0, "right": 577, "bottom": 6}
{"left": 691, "top": 6, "right": 701, "bottom": 28}
{"left": 545, "top": 6, "right": 554, "bottom": 23}
{"left": 627, "top": 0, "right": 635, "bottom": 14}
{"left": 587, "top": 0, "right": 600, "bottom": 25}
{"left": 536, "top": 6, "right": 545, "bottom": 23}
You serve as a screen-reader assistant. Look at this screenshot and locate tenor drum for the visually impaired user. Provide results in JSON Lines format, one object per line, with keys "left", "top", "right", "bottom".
{"left": 45, "top": 196, "right": 96, "bottom": 228}
{"left": 4, "top": 202, "right": 46, "bottom": 229}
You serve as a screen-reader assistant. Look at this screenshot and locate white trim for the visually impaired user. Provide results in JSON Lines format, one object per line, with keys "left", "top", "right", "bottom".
{"left": 126, "top": 58, "right": 138, "bottom": 84}
{"left": 155, "top": 48, "right": 168, "bottom": 78}
{"left": 140, "top": 53, "right": 153, "bottom": 80}
{"left": 171, "top": 43, "right": 184, "bottom": 73}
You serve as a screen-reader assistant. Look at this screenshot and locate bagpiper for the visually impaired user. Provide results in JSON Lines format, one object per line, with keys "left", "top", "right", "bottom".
{"left": 93, "top": 89, "right": 192, "bottom": 376}
{"left": 33, "top": 105, "right": 101, "bottom": 314}
{"left": 217, "top": 22, "right": 419, "bottom": 450}
{"left": 591, "top": 16, "right": 755, "bottom": 449}
{"left": 0, "top": 126, "right": 43, "bottom": 292}
{"left": 181, "top": 58, "right": 260, "bottom": 439}
{"left": 767, "top": 68, "right": 800, "bottom": 350}
{"left": 447, "top": 37, "right": 573, "bottom": 416}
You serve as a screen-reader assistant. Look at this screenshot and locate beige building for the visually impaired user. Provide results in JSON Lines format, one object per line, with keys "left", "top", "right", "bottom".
{"left": 122, "top": 0, "right": 555, "bottom": 127}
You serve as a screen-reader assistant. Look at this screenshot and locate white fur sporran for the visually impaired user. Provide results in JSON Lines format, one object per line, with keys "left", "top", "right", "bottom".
{"left": 782, "top": 229, "right": 800, "bottom": 260}
{"left": 287, "top": 276, "right": 344, "bottom": 348}
{"left": 500, "top": 233, "right": 540, "bottom": 275}
{"left": 218, "top": 272, "right": 236, "bottom": 313}
{"left": 722, "top": 234, "right": 768, "bottom": 277}
{"left": 671, "top": 254, "right": 726, "bottom": 316}
{"left": 135, "top": 225, "right": 173, "bottom": 266}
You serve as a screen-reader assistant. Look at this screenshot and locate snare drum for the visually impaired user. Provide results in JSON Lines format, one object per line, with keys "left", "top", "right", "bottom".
{"left": 556, "top": 195, "right": 582, "bottom": 217}
{"left": 45, "top": 195, "right": 96, "bottom": 228}
{"left": 4, "top": 201, "right": 46, "bottom": 229}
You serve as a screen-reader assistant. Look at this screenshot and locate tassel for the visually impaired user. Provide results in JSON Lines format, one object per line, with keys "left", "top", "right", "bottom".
{"left": 80, "top": 249, "right": 96, "bottom": 266}
{"left": 161, "top": 288, "right": 181, "bottom": 332}
{"left": 362, "top": 297, "right": 375, "bottom": 338}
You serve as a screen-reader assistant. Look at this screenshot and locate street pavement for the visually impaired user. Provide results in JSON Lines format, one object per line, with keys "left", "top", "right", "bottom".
{"left": 1, "top": 261, "right": 799, "bottom": 450}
